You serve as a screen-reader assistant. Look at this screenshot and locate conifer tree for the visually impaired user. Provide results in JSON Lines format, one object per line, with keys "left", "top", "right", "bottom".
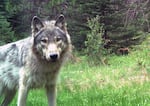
{"left": 0, "top": 13, "right": 14, "bottom": 45}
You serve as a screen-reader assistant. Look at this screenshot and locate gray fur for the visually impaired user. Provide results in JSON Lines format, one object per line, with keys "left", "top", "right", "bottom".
{"left": 0, "top": 15, "right": 72, "bottom": 106}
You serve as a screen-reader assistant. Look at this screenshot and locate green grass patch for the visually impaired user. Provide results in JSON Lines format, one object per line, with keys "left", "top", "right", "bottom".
{"left": 58, "top": 83, "right": 150, "bottom": 106}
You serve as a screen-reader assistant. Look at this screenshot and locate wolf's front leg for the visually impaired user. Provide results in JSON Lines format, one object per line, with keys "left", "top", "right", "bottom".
{"left": 17, "top": 73, "right": 29, "bottom": 106}
{"left": 17, "top": 82, "right": 29, "bottom": 106}
{"left": 46, "top": 85, "right": 57, "bottom": 106}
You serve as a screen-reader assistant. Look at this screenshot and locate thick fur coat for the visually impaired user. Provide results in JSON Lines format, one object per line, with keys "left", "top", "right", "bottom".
{"left": 0, "top": 15, "right": 71, "bottom": 106}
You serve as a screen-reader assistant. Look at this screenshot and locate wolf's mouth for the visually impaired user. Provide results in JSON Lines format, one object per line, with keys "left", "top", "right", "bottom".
{"left": 50, "top": 59, "right": 58, "bottom": 62}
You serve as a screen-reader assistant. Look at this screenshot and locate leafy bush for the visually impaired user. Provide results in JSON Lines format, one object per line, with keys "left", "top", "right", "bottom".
{"left": 85, "top": 16, "right": 106, "bottom": 65}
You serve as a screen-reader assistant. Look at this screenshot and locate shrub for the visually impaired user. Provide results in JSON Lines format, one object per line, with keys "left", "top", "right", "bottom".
{"left": 85, "top": 16, "right": 106, "bottom": 65}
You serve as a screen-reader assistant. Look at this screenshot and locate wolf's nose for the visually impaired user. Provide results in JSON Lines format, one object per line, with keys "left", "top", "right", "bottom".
{"left": 50, "top": 54, "right": 58, "bottom": 60}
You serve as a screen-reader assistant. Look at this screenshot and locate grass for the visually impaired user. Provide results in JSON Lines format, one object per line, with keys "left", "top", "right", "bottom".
{"left": 2, "top": 38, "right": 150, "bottom": 106}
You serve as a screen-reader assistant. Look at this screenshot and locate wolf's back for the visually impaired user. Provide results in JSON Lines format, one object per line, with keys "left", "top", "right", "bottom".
{"left": 0, "top": 37, "right": 32, "bottom": 67}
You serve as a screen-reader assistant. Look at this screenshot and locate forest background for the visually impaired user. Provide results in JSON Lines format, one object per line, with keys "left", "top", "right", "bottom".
{"left": 0, "top": 0, "right": 149, "bottom": 53}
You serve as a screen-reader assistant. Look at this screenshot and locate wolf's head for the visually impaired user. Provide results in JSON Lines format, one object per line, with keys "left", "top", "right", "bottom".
{"left": 31, "top": 15, "right": 71, "bottom": 62}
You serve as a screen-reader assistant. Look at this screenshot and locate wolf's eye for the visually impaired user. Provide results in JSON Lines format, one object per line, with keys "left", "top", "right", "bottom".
{"left": 41, "top": 38, "right": 48, "bottom": 43}
{"left": 56, "top": 37, "right": 62, "bottom": 42}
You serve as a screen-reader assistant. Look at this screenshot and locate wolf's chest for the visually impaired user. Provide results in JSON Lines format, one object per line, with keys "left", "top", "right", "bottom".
{"left": 26, "top": 70, "right": 59, "bottom": 88}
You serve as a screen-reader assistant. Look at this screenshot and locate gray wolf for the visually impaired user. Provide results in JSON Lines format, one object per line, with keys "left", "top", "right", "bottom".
{"left": 0, "top": 14, "right": 72, "bottom": 106}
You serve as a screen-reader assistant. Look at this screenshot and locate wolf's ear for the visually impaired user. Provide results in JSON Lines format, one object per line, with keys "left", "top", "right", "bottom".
{"left": 55, "top": 14, "right": 66, "bottom": 30}
{"left": 31, "top": 16, "right": 44, "bottom": 34}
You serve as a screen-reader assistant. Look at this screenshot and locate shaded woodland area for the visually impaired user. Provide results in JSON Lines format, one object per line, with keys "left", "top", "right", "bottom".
{"left": 0, "top": 0, "right": 150, "bottom": 54}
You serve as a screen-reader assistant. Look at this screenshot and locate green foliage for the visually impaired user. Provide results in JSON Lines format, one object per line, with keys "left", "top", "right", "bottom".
{"left": 67, "top": 0, "right": 149, "bottom": 51}
{"left": 0, "top": 0, "right": 149, "bottom": 51}
{"left": 0, "top": 13, "right": 14, "bottom": 45}
{"left": 85, "top": 16, "right": 105, "bottom": 65}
